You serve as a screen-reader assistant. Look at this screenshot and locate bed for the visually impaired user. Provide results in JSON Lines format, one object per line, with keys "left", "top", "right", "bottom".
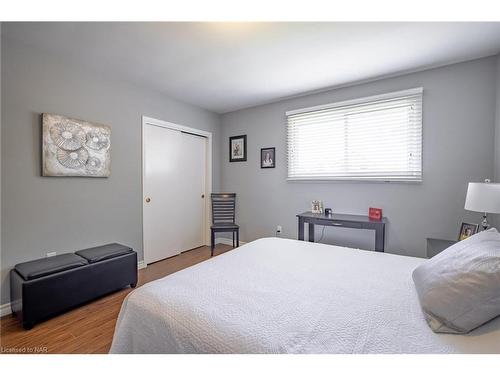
{"left": 110, "top": 237, "right": 500, "bottom": 354}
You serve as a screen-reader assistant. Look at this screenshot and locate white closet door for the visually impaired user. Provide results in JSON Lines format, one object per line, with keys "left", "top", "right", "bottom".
{"left": 178, "top": 132, "right": 206, "bottom": 251}
{"left": 144, "top": 125, "right": 183, "bottom": 264}
{"left": 143, "top": 124, "right": 207, "bottom": 265}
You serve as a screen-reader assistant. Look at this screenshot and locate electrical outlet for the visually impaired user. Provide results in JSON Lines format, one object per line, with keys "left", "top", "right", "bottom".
{"left": 46, "top": 252, "right": 57, "bottom": 257}
{"left": 276, "top": 225, "right": 282, "bottom": 236}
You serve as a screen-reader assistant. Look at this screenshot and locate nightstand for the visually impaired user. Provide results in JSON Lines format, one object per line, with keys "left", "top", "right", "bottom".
{"left": 426, "top": 238, "right": 457, "bottom": 258}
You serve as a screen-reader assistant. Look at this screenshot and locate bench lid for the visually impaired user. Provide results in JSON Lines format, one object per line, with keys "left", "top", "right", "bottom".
{"left": 15, "top": 253, "right": 88, "bottom": 281}
{"left": 75, "top": 243, "right": 133, "bottom": 263}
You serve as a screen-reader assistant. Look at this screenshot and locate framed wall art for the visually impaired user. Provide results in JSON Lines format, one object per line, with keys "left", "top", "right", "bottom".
{"left": 42, "top": 113, "right": 111, "bottom": 177}
{"left": 260, "top": 147, "right": 275, "bottom": 168}
{"left": 229, "top": 135, "right": 247, "bottom": 162}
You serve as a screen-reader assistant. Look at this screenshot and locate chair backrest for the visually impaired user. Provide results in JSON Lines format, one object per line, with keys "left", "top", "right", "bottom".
{"left": 211, "top": 193, "right": 236, "bottom": 224}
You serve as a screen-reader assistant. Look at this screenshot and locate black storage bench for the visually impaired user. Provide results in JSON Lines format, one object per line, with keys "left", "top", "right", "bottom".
{"left": 10, "top": 243, "right": 137, "bottom": 330}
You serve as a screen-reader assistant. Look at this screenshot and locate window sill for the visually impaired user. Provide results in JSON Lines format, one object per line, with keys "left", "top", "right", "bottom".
{"left": 287, "top": 177, "right": 422, "bottom": 184}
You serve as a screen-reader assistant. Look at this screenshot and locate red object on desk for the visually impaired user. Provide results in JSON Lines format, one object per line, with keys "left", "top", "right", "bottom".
{"left": 369, "top": 207, "right": 382, "bottom": 221}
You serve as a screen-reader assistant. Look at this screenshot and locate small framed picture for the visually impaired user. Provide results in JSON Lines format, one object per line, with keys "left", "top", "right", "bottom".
{"left": 458, "top": 222, "right": 479, "bottom": 241}
{"left": 311, "top": 200, "right": 324, "bottom": 214}
{"left": 229, "top": 135, "right": 247, "bottom": 162}
{"left": 260, "top": 147, "right": 275, "bottom": 168}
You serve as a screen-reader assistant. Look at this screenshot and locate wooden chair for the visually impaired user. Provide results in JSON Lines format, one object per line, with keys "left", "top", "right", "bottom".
{"left": 210, "top": 193, "right": 239, "bottom": 256}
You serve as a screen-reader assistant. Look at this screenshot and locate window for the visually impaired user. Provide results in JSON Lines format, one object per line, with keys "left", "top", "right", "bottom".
{"left": 286, "top": 88, "right": 423, "bottom": 182}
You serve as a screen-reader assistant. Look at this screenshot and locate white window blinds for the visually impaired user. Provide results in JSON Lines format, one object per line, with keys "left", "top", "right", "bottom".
{"left": 286, "top": 88, "right": 423, "bottom": 182}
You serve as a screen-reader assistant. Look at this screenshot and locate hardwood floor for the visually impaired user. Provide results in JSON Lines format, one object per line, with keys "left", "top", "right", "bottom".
{"left": 0, "top": 244, "right": 232, "bottom": 354}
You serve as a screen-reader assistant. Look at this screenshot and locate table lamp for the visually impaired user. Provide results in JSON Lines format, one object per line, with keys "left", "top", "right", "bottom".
{"left": 464, "top": 179, "right": 500, "bottom": 230}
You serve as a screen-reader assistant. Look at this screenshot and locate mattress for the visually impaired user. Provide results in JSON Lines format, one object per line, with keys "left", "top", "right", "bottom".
{"left": 110, "top": 237, "right": 500, "bottom": 353}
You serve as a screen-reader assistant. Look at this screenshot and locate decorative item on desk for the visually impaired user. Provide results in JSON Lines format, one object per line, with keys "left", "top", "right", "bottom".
{"left": 324, "top": 208, "right": 332, "bottom": 216}
{"left": 311, "top": 200, "right": 324, "bottom": 214}
{"left": 458, "top": 222, "right": 479, "bottom": 241}
{"left": 369, "top": 207, "right": 382, "bottom": 221}
{"left": 464, "top": 178, "right": 500, "bottom": 230}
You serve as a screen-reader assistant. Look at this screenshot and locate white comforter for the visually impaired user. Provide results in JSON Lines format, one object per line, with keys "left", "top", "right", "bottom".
{"left": 110, "top": 238, "right": 500, "bottom": 354}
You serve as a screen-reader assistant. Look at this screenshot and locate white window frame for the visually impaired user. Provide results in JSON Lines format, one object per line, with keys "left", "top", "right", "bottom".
{"left": 286, "top": 88, "right": 423, "bottom": 183}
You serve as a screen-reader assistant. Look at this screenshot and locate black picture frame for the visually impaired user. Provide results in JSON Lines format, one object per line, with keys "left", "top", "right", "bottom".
{"left": 260, "top": 147, "right": 275, "bottom": 169}
{"left": 458, "top": 222, "right": 479, "bottom": 241}
{"left": 229, "top": 135, "right": 247, "bottom": 162}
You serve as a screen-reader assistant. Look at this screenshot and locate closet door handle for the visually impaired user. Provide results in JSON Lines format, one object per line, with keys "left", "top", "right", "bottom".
{"left": 145, "top": 197, "right": 151, "bottom": 203}
{"left": 201, "top": 194, "right": 205, "bottom": 198}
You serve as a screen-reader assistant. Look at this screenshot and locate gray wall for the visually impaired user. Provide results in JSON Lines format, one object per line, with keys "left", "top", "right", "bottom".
{"left": 0, "top": 36, "right": 222, "bottom": 305}
{"left": 221, "top": 56, "right": 498, "bottom": 258}
{"left": 495, "top": 54, "right": 500, "bottom": 182}
{"left": 494, "top": 55, "right": 500, "bottom": 228}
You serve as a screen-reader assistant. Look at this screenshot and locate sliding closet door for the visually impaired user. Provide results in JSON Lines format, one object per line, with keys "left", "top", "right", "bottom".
{"left": 144, "top": 125, "right": 183, "bottom": 264}
{"left": 143, "top": 124, "right": 207, "bottom": 265}
{"left": 178, "top": 132, "right": 206, "bottom": 252}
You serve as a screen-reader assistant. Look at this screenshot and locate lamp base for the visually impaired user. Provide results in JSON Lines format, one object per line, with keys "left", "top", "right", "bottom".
{"left": 481, "top": 213, "right": 490, "bottom": 231}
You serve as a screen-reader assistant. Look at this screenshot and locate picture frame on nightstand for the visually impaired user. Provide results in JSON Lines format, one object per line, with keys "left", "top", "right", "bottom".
{"left": 458, "top": 222, "right": 478, "bottom": 241}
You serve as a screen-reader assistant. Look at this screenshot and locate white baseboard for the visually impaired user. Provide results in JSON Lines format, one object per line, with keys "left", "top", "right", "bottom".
{"left": 1, "top": 302, "right": 12, "bottom": 318}
{"left": 215, "top": 238, "right": 247, "bottom": 246}
{"left": 137, "top": 240, "right": 242, "bottom": 266}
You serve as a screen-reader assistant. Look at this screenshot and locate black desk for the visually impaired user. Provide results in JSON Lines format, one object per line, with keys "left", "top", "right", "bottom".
{"left": 296, "top": 212, "right": 386, "bottom": 252}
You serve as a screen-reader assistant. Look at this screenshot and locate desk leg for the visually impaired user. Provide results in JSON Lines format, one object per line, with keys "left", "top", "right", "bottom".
{"left": 375, "top": 225, "right": 385, "bottom": 252}
{"left": 308, "top": 223, "right": 315, "bottom": 242}
{"left": 298, "top": 217, "right": 305, "bottom": 241}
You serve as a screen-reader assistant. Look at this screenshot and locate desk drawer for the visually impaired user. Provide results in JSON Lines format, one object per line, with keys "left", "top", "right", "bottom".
{"left": 312, "top": 218, "right": 362, "bottom": 228}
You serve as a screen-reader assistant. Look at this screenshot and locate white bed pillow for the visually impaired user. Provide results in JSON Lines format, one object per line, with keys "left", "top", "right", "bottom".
{"left": 412, "top": 228, "right": 500, "bottom": 334}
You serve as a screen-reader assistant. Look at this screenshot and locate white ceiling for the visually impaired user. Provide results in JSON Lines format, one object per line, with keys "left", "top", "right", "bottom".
{"left": 4, "top": 22, "right": 500, "bottom": 113}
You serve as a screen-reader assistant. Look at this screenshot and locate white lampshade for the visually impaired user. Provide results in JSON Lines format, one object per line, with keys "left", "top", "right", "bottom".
{"left": 464, "top": 182, "right": 500, "bottom": 214}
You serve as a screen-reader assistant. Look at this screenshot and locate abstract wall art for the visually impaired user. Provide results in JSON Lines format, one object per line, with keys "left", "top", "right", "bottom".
{"left": 42, "top": 113, "right": 111, "bottom": 177}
